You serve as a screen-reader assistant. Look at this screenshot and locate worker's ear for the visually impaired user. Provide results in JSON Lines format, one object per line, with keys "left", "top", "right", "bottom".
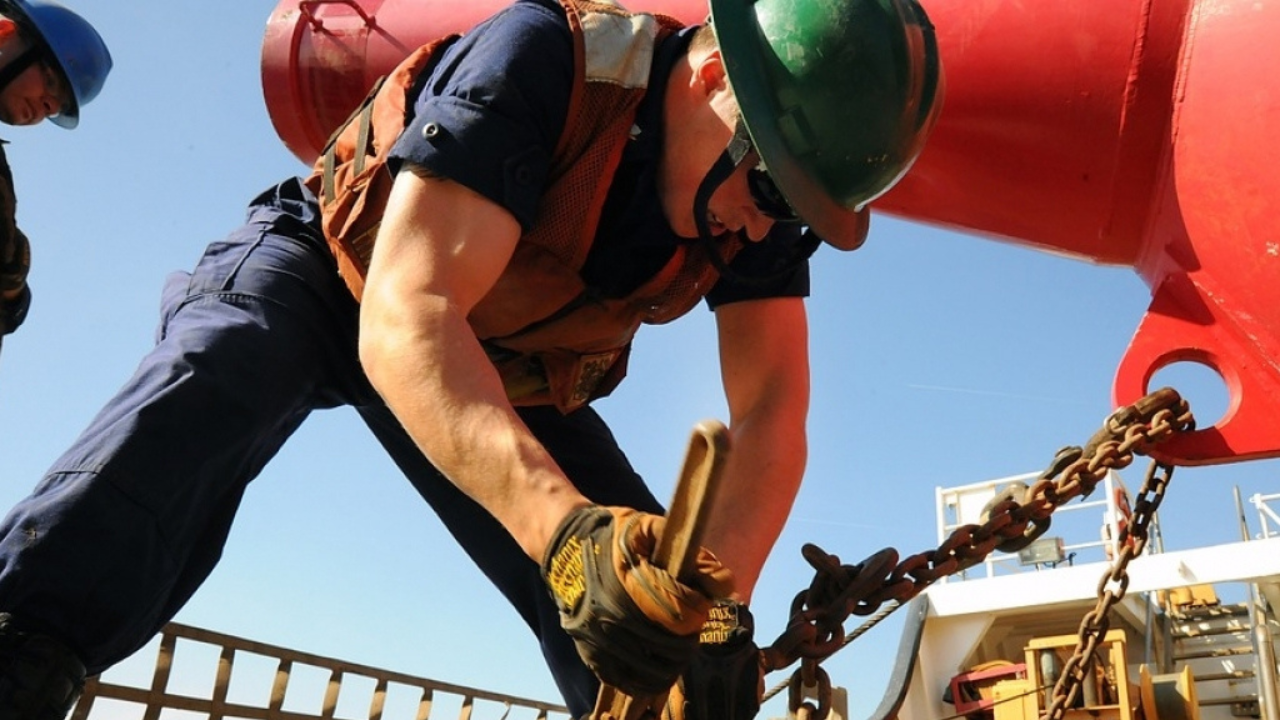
{"left": 690, "top": 49, "right": 730, "bottom": 99}
{"left": 0, "top": 18, "right": 20, "bottom": 47}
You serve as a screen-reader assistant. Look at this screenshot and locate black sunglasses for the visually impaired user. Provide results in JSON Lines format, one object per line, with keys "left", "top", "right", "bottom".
{"left": 747, "top": 162, "right": 800, "bottom": 223}
{"left": 727, "top": 119, "right": 800, "bottom": 224}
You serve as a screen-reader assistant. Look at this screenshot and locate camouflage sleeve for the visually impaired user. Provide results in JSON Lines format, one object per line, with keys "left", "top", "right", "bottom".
{"left": 0, "top": 148, "right": 31, "bottom": 335}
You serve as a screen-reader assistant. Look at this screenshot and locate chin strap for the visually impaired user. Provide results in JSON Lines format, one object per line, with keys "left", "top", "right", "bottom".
{"left": 0, "top": 48, "right": 39, "bottom": 100}
{"left": 692, "top": 120, "right": 754, "bottom": 241}
{"left": 691, "top": 121, "right": 821, "bottom": 287}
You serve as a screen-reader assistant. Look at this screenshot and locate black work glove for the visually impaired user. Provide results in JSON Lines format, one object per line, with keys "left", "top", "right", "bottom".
{"left": 540, "top": 505, "right": 735, "bottom": 696}
{"left": 0, "top": 283, "right": 30, "bottom": 335}
{"left": 662, "top": 600, "right": 764, "bottom": 720}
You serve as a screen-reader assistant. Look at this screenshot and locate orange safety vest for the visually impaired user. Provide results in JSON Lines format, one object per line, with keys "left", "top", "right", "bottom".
{"left": 307, "top": 0, "right": 742, "bottom": 412}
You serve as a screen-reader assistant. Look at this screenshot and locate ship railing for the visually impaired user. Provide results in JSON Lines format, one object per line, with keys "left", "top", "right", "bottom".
{"left": 1250, "top": 491, "right": 1280, "bottom": 539}
{"left": 70, "top": 621, "right": 570, "bottom": 720}
{"left": 934, "top": 469, "right": 1142, "bottom": 581}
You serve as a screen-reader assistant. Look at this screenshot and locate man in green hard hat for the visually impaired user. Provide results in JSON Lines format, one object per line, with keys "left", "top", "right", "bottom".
{"left": 0, "top": 0, "right": 111, "bottom": 346}
{"left": 657, "top": 0, "right": 942, "bottom": 714}
{"left": 0, "top": 0, "right": 934, "bottom": 718}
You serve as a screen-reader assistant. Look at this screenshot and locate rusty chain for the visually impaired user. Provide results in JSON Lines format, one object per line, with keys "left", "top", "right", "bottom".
{"left": 759, "top": 387, "right": 1195, "bottom": 720}
{"left": 1040, "top": 451, "right": 1173, "bottom": 720}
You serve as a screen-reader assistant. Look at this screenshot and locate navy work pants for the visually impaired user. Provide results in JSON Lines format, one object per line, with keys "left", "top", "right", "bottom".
{"left": 0, "top": 179, "right": 661, "bottom": 718}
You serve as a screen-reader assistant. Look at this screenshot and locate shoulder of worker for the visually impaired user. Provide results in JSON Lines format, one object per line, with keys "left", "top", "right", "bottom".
{"left": 390, "top": 0, "right": 577, "bottom": 230}
{"left": 477, "top": 0, "right": 573, "bottom": 39}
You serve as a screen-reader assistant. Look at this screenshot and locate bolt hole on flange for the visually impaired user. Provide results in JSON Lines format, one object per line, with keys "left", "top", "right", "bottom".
{"left": 1149, "top": 359, "right": 1231, "bottom": 429}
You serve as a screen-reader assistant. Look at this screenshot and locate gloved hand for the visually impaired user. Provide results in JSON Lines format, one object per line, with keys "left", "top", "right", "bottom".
{"left": 0, "top": 283, "right": 30, "bottom": 335}
{"left": 662, "top": 600, "right": 764, "bottom": 720}
{"left": 540, "top": 505, "right": 735, "bottom": 697}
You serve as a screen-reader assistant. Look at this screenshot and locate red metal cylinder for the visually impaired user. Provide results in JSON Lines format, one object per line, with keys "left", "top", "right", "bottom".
{"left": 872, "top": 0, "right": 1280, "bottom": 464}
{"left": 261, "top": 0, "right": 707, "bottom": 165}
{"left": 874, "top": 0, "right": 1186, "bottom": 268}
{"left": 1109, "top": 0, "right": 1280, "bottom": 464}
{"left": 259, "top": 0, "right": 1280, "bottom": 465}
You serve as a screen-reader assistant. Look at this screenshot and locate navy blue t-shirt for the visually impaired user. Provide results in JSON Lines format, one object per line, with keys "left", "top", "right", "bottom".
{"left": 387, "top": 0, "right": 813, "bottom": 309}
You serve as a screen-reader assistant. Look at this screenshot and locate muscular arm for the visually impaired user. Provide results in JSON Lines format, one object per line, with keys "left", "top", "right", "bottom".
{"left": 359, "top": 167, "right": 590, "bottom": 560}
{"left": 706, "top": 296, "right": 811, "bottom": 600}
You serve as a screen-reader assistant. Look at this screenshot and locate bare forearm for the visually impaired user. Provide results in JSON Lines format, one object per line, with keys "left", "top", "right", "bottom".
{"left": 710, "top": 297, "right": 812, "bottom": 601}
{"left": 702, "top": 411, "right": 807, "bottom": 601}
{"left": 360, "top": 292, "right": 589, "bottom": 560}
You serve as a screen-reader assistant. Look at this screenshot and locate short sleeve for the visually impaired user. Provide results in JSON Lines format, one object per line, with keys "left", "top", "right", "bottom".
{"left": 388, "top": 0, "right": 574, "bottom": 231}
{"left": 704, "top": 225, "right": 815, "bottom": 309}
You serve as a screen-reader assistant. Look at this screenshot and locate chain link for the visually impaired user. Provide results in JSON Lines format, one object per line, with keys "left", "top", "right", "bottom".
{"left": 761, "top": 387, "right": 1195, "bottom": 717}
{"left": 1041, "top": 457, "right": 1173, "bottom": 720}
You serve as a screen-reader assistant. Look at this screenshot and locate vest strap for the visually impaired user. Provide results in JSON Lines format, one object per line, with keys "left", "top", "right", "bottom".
{"left": 320, "top": 75, "right": 389, "bottom": 205}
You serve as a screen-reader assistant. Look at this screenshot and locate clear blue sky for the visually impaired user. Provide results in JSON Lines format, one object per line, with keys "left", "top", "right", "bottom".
{"left": 0, "top": 2, "right": 1276, "bottom": 718}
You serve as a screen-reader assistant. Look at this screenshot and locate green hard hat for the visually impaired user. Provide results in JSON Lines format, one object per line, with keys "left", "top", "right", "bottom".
{"left": 709, "top": 0, "right": 943, "bottom": 248}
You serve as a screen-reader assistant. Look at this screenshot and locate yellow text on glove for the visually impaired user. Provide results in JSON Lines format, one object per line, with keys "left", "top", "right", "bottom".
{"left": 699, "top": 603, "right": 739, "bottom": 644}
{"left": 546, "top": 536, "right": 587, "bottom": 610}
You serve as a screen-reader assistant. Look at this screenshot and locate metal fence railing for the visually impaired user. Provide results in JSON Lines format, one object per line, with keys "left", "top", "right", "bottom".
{"left": 1253, "top": 491, "right": 1280, "bottom": 540}
{"left": 71, "top": 622, "right": 570, "bottom": 720}
{"left": 935, "top": 469, "right": 1141, "bottom": 580}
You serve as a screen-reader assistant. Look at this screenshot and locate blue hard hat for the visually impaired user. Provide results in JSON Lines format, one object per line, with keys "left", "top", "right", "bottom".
{"left": 4, "top": 0, "right": 111, "bottom": 128}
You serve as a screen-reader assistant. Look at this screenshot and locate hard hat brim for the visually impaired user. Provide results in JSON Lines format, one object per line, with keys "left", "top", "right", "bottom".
{"left": 708, "top": 0, "right": 870, "bottom": 249}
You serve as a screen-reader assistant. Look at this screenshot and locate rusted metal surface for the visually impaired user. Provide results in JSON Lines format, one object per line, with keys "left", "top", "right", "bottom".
{"left": 1041, "top": 454, "right": 1173, "bottom": 720}
{"left": 70, "top": 622, "right": 569, "bottom": 720}
{"left": 63, "top": 393, "right": 1197, "bottom": 720}
{"left": 756, "top": 388, "right": 1195, "bottom": 718}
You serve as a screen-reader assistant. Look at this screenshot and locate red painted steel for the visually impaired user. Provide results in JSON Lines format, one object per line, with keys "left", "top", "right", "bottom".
{"left": 259, "top": 0, "right": 1280, "bottom": 466}
{"left": 260, "top": 0, "right": 707, "bottom": 164}
{"left": 875, "top": 0, "right": 1280, "bottom": 465}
